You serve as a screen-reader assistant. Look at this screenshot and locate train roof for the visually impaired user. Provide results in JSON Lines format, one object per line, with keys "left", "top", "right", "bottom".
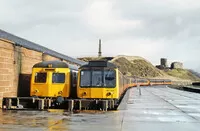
{"left": 33, "top": 60, "right": 79, "bottom": 70}
{"left": 0, "top": 29, "right": 86, "bottom": 66}
{"left": 79, "top": 60, "right": 117, "bottom": 69}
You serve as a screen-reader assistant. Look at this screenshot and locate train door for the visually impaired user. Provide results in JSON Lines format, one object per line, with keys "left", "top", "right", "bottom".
{"left": 50, "top": 71, "right": 67, "bottom": 97}
{"left": 70, "top": 70, "right": 78, "bottom": 98}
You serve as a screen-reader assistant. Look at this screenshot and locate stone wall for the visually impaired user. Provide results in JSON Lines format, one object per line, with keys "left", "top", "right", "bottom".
{"left": 0, "top": 39, "right": 16, "bottom": 107}
{"left": 171, "top": 62, "right": 183, "bottom": 69}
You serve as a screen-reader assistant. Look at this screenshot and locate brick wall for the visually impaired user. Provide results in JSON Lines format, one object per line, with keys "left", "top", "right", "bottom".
{"left": 42, "top": 53, "right": 60, "bottom": 61}
{"left": 21, "top": 47, "right": 42, "bottom": 74}
{"left": 0, "top": 39, "right": 15, "bottom": 107}
{"left": 0, "top": 38, "right": 78, "bottom": 108}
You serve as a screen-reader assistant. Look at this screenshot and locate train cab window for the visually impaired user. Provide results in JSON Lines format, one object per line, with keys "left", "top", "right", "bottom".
{"left": 80, "top": 70, "right": 91, "bottom": 87}
{"left": 52, "top": 73, "right": 65, "bottom": 83}
{"left": 104, "top": 70, "right": 116, "bottom": 87}
{"left": 80, "top": 69, "right": 116, "bottom": 88}
{"left": 34, "top": 73, "right": 47, "bottom": 83}
{"left": 92, "top": 70, "right": 102, "bottom": 87}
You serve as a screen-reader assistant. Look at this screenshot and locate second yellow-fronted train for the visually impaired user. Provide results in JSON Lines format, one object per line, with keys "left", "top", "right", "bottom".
{"left": 76, "top": 60, "right": 172, "bottom": 104}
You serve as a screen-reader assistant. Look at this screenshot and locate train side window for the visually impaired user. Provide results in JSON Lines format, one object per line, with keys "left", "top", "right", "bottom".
{"left": 52, "top": 73, "right": 65, "bottom": 83}
{"left": 35, "top": 73, "right": 47, "bottom": 83}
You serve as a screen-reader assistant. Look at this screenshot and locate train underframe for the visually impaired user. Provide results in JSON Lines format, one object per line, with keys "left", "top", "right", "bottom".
{"left": 2, "top": 97, "right": 119, "bottom": 111}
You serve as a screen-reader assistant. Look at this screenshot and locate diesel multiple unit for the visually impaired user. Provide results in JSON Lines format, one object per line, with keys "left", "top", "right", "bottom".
{"left": 2, "top": 60, "right": 172, "bottom": 110}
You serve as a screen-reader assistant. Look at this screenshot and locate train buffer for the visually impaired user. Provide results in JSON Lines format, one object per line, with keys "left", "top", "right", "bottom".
{"left": 2, "top": 97, "right": 117, "bottom": 111}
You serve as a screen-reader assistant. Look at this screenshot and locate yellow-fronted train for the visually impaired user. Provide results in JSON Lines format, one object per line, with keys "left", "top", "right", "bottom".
{"left": 76, "top": 60, "right": 172, "bottom": 110}
{"left": 30, "top": 60, "right": 78, "bottom": 107}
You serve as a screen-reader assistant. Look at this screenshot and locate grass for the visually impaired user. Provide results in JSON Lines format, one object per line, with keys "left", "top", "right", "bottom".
{"left": 165, "top": 68, "right": 200, "bottom": 81}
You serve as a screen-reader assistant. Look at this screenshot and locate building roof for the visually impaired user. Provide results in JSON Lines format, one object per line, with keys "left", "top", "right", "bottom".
{"left": 0, "top": 29, "right": 86, "bottom": 66}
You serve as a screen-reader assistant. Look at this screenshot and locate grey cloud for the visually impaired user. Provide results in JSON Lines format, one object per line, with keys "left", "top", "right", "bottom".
{"left": 1, "top": 0, "right": 200, "bottom": 72}
{"left": 114, "top": 1, "right": 200, "bottom": 40}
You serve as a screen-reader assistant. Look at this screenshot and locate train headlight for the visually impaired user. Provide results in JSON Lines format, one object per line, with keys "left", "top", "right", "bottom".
{"left": 107, "top": 92, "right": 113, "bottom": 96}
{"left": 82, "top": 92, "right": 87, "bottom": 96}
{"left": 58, "top": 91, "right": 63, "bottom": 95}
{"left": 34, "top": 89, "right": 39, "bottom": 94}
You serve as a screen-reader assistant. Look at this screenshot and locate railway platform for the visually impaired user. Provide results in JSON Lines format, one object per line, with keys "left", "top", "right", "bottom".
{"left": 123, "top": 85, "right": 200, "bottom": 131}
{"left": 1, "top": 85, "right": 200, "bottom": 131}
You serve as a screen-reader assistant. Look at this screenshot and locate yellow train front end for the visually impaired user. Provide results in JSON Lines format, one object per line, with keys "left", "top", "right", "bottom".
{"left": 31, "top": 68, "right": 70, "bottom": 98}
{"left": 30, "top": 61, "right": 77, "bottom": 102}
{"left": 77, "top": 61, "right": 119, "bottom": 100}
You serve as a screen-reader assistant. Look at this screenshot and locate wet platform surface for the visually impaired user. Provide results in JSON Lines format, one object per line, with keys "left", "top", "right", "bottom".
{"left": 1, "top": 85, "right": 200, "bottom": 131}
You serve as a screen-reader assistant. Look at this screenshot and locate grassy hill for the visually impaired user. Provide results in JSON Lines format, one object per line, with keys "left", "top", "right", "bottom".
{"left": 111, "top": 56, "right": 165, "bottom": 78}
{"left": 165, "top": 69, "right": 200, "bottom": 81}
{"left": 78, "top": 55, "right": 200, "bottom": 82}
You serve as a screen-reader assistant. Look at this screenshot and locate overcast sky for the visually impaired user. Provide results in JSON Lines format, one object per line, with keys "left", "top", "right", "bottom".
{"left": 0, "top": 0, "right": 200, "bottom": 71}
